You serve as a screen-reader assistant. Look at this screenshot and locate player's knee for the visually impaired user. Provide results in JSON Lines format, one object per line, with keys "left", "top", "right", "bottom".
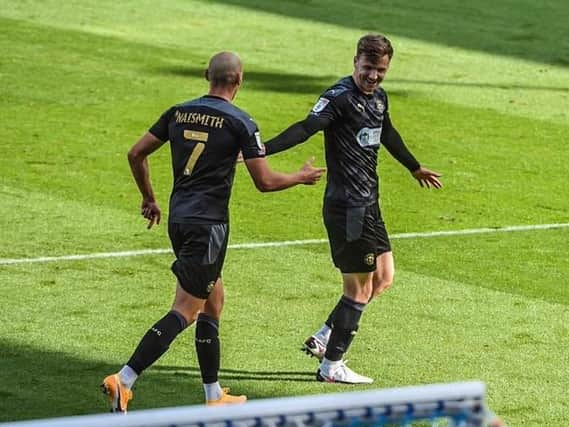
{"left": 171, "top": 304, "right": 200, "bottom": 325}
{"left": 202, "top": 302, "right": 223, "bottom": 320}
{"left": 386, "top": 266, "right": 395, "bottom": 284}
{"left": 381, "top": 274, "right": 394, "bottom": 290}
{"left": 348, "top": 286, "right": 373, "bottom": 303}
{"left": 377, "top": 267, "right": 395, "bottom": 286}
{"left": 343, "top": 273, "right": 373, "bottom": 303}
{"left": 204, "top": 290, "right": 224, "bottom": 319}
{"left": 371, "top": 275, "right": 394, "bottom": 300}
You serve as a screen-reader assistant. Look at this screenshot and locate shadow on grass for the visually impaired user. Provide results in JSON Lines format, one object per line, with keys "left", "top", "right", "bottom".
{"left": 154, "top": 365, "right": 315, "bottom": 382}
{"left": 209, "top": 0, "right": 569, "bottom": 68}
{"left": 0, "top": 340, "right": 316, "bottom": 423}
{"left": 0, "top": 340, "right": 206, "bottom": 422}
{"left": 158, "top": 65, "right": 569, "bottom": 96}
{"left": 157, "top": 65, "right": 335, "bottom": 94}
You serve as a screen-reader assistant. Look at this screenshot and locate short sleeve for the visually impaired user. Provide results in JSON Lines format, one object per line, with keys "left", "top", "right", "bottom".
{"left": 239, "top": 120, "right": 266, "bottom": 160}
{"left": 148, "top": 107, "right": 175, "bottom": 142}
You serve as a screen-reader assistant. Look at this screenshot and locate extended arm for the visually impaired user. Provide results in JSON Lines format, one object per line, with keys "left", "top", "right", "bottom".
{"left": 381, "top": 113, "right": 420, "bottom": 172}
{"left": 127, "top": 132, "right": 167, "bottom": 228}
{"left": 264, "top": 115, "right": 331, "bottom": 155}
{"left": 381, "top": 114, "right": 442, "bottom": 189}
{"left": 244, "top": 157, "right": 325, "bottom": 192}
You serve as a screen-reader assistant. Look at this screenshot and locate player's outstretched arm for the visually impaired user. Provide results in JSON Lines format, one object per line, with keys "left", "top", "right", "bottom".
{"left": 264, "top": 115, "right": 330, "bottom": 156}
{"left": 380, "top": 113, "right": 421, "bottom": 172}
{"left": 127, "top": 132, "right": 167, "bottom": 228}
{"left": 244, "top": 156, "right": 325, "bottom": 192}
{"left": 380, "top": 113, "right": 442, "bottom": 189}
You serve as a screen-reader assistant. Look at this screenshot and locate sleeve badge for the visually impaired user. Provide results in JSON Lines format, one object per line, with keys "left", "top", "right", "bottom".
{"left": 311, "top": 97, "right": 330, "bottom": 113}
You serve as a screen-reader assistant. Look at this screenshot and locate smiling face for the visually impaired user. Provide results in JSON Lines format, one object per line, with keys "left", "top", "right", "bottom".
{"left": 352, "top": 53, "right": 391, "bottom": 95}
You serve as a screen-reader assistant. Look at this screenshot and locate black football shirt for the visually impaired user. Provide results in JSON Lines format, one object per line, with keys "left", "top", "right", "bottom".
{"left": 310, "top": 76, "right": 396, "bottom": 207}
{"left": 149, "top": 95, "right": 265, "bottom": 223}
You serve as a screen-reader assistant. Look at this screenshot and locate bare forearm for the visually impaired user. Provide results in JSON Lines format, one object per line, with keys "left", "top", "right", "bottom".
{"left": 245, "top": 157, "right": 324, "bottom": 192}
{"left": 255, "top": 171, "right": 304, "bottom": 192}
{"left": 128, "top": 155, "right": 155, "bottom": 201}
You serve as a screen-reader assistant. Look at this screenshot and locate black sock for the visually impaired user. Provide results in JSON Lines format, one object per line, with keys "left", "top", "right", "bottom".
{"left": 324, "top": 299, "right": 342, "bottom": 328}
{"left": 324, "top": 296, "right": 365, "bottom": 361}
{"left": 195, "top": 313, "right": 220, "bottom": 384}
{"left": 127, "top": 310, "right": 188, "bottom": 375}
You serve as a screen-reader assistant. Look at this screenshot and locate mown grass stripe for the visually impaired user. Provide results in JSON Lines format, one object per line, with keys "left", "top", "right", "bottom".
{"left": 2, "top": 223, "right": 568, "bottom": 266}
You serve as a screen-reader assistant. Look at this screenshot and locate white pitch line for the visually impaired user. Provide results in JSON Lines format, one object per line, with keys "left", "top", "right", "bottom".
{"left": 391, "top": 222, "right": 569, "bottom": 239}
{"left": 1, "top": 222, "right": 568, "bottom": 266}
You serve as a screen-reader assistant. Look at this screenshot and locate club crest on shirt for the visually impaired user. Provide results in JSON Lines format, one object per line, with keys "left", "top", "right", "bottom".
{"left": 312, "top": 97, "right": 330, "bottom": 113}
{"left": 375, "top": 99, "right": 385, "bottom": 114}
{"left": 207, "top": 281, "right": 215, "bottom": 293}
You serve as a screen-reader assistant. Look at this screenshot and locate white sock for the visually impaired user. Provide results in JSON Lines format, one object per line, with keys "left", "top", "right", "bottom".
{"left": 314, "top": 324, "right": 331, "bottom": 343}
{"left": 203, "top": 381, "right": 223, "bottom": 401}
{"left": 320, "top": 357, "right": 342, "bottom": 376}
{"left": 118, "top": 365, "right": 138, "bottom": 390}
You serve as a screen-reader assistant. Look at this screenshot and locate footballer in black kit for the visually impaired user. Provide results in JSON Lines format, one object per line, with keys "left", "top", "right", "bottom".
{"left": 149, "top": 95, "right": 265, "bottom": 298}
{"left": 267, "top": 75, "right": 421, "bottom": 273}
{"left": 101, "top": 51, "right": 326, "bottom": 411}
{"left": 264, "top": 34, "right": 442, "bottom": 384}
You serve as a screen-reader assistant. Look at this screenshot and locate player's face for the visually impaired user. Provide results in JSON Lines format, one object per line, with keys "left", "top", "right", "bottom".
{"left": 353, "top": 54, "right": 391, "bottom": 94}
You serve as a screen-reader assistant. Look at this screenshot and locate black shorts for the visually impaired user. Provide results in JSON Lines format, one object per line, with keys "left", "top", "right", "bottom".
{"left": 323, "top": 202, "right": 391, "bottom": 273}
{"left": 168, "top": 222, "right": 229, "bottom": 299}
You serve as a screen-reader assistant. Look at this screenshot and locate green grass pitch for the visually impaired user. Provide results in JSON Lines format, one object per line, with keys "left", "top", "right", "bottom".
{"left": 1, "top": 1, "right": 568, "bottom": 425}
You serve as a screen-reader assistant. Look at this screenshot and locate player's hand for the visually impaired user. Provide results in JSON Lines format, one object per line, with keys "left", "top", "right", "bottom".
{"left": 141, "top": 198, "right": 161, "bottom": 229}
{"left": 299, "top": 156, "right": 326, "bottom": 185}
{"left": 411, "top": 167, "right": 442, "bottom": 189}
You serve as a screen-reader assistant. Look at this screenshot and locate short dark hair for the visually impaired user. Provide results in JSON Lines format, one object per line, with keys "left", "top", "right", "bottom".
{"left": 356, "top": 34, "right": 393, "bottom": 60}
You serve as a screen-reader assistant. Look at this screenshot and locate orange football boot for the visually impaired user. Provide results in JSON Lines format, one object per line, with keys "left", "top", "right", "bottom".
{"left": 101, "top": 373, "right": 133, "bottom": 413}
{"left": 206, "top": 387, "right": 247, "bottom": 406}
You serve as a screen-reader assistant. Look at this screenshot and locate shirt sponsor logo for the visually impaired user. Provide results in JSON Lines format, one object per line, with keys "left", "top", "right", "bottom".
{"left": 356, "top": 127, "right": 382, "bottom": 147}
{"left": 311, "top": 97, "right": 330, "bottom": 113}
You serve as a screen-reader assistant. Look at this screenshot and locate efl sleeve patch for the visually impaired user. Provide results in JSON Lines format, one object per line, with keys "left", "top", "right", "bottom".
{"left": 241, "top": 128, "right": 265, "bottom": 159}
{"left": 311, "top": 97, "right": 330, "bottom": 113}
{"left": 254, "top": 131, "right": 266, "bottom": 154}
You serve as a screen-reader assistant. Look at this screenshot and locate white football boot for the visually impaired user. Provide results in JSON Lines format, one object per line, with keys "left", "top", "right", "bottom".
{"left": 302, "top": 335, "right": 327, "bottom": 360}
{"left": 316, "top": 360, "right": 373, "bottom": 384}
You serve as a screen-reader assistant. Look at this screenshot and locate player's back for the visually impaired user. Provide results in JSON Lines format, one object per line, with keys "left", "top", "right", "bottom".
{"left": 150, "top": 95, "right": 260, "bottom": 224}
